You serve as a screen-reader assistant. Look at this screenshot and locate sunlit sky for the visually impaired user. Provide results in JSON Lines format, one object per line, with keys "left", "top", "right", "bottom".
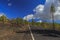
{"left": 0, "top": 0, "right": 45, "bottom": 19}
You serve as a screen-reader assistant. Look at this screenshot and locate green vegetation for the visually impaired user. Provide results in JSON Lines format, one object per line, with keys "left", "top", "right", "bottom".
{"left": 0, "top": 15, "right": 60, "bottom": 40}
{"left": 0, "top": 15, "right": 60, "bottom": 32}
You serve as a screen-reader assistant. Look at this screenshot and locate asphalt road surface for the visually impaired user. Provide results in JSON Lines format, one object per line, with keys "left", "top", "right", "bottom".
{"left": 3, "top": 29, "right": 60, "bottom": 40}
{"left": 22, "top": 30, "right": 60, "bottom": 40}
{"left": 21, "top": 26, "right": 60, "bottom": 40}
{"left": 1, "top": 27, "right": 60, "bottom": 40}
{"left": 13, "top": 31, "right": 60, "bottom": 40}
{"left": 33, "top": 33, "right": 60, "bottom": 40}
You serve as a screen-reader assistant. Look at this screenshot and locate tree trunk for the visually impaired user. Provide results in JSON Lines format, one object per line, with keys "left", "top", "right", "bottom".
{"left": 52, "top": 12, "right": 55, "bottom": 30}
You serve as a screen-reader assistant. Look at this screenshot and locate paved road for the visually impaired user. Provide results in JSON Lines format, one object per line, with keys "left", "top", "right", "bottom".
{"left": 1, "top": 27, "right": 60, "bottom": 40}
{"left": 22, "top": 26, "right": 60, "bottom": 40}
{"left": 33, "top": 33, "right": 60, "bottom": 40}
{"left": 22, "top": 30, "right": 60, "bottom": 40}
{"left": 2, "top": 30, "right": 60, "bottom": 40}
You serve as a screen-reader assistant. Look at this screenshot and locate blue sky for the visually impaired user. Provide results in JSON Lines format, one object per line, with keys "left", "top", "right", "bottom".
{"left": 0, "top": 0, "right": 45, "bottom": 19}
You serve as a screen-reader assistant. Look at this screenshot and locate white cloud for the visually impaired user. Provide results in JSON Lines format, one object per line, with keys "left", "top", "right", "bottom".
{"left": 23, "top": 14, "right": 34, "bottom": 21}
{"left": 0, "top": 13, "right": 4, "bottom": 17}
{"left": 34, "top": 5, "right": 44, "bottom": 13}
{"left": 34, "top": 0, "right": 60, "bottom": 22}
{"left": 37, "top": 20, "right": 42, "bottom": 23}
{"left": 23, "top": 0, "right": 60, "bottom": 22}
{"left": 54, "top": 6, "right": 60, "bottom": 20}
{"left": 34, "top": 4, "right": 51, "bottom": 20}
{"left": 8, "top": 0, "right": 10, "bottom": 1}
{"left": 35, "top": 5, "right": 44, "bottom": 12}
{"left": 33, "top": 5, "right": 45, "bottom": 19}
{"left": 8, "top": 3, "right": 12, "bottom": 6}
